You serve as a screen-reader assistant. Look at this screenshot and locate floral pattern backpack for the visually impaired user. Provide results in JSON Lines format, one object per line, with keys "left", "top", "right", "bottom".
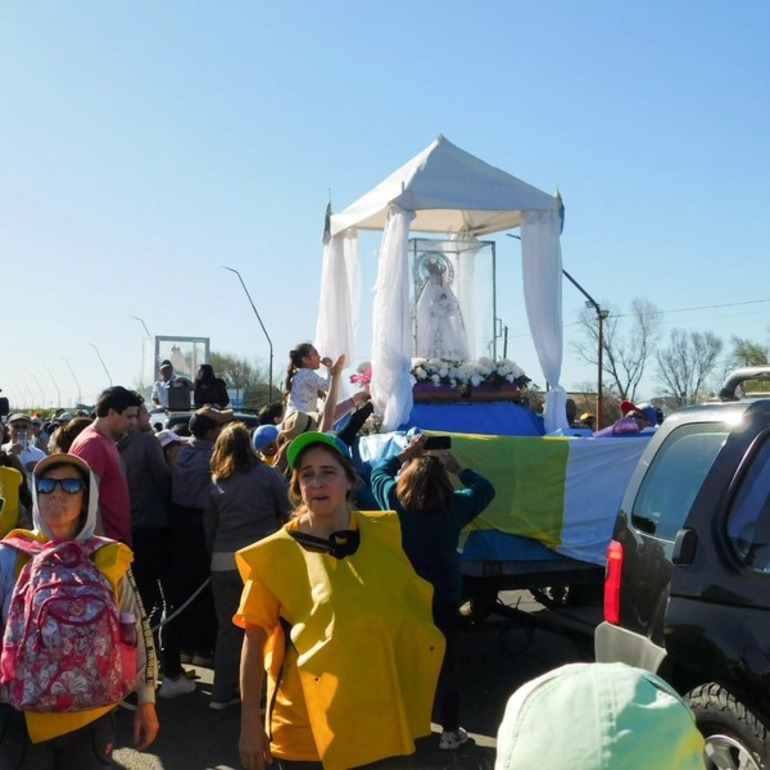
{"left": 0, "top": 536, "right": 136, "bottom": 712}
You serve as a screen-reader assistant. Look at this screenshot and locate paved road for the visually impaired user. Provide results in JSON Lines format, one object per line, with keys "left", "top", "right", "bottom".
{"left": 113, "top": 592, "right": 600, "bottom": 770}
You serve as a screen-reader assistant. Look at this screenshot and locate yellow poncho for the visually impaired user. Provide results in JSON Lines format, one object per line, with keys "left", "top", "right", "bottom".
{"left": 235, "top": 510, "right": 445, "bottom": 770}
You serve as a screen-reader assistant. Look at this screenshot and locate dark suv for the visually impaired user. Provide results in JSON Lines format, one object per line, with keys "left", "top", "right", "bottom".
{"left": 595, "top": 366, "right": 770, "bottom": 770}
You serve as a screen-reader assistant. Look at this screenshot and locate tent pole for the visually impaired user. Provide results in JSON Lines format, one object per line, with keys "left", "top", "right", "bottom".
{"left": 492, "top": 241, "right": 498, "bottom": 360}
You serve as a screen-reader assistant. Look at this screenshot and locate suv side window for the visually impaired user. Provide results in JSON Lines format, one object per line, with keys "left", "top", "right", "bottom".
{"left": 631, "top": 425, "right": 728, "bottom": 540}
{"left": 727, "top": 435, "right": 770, "bottom": 571}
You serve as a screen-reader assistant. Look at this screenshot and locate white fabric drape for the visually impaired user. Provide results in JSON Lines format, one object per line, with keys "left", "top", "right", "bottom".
{"left": 453, "top": 237, "right": 483, "bottom": 360}
{"left": 314, "top": 230, "right": 360, "bottom": 363}
{"left": 521, "top": 210, "right": 568, "bottom": 433}
{"left": 371, "top": 205, "right": 415, "bottom": 431}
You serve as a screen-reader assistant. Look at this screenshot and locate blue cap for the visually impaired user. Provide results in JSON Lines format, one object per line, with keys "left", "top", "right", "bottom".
{"left": 253, "top": 424, "right": 279, "bottom": 451}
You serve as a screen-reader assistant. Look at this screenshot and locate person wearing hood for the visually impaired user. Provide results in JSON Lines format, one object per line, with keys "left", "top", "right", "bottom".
{"left": 495, "top": 662, "right": 705, "bottom": 769}
{"left": 0, "top": 454, "right": 159, "bottom": 768}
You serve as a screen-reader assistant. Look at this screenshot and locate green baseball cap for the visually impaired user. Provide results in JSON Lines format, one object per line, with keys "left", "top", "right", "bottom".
{"left": 286, "top": 431, "right": 350, "bottom": 469}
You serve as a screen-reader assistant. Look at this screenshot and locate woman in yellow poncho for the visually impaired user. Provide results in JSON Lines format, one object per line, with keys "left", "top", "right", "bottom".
{"left": 234, "top": 432, "right": 445, "bottom": 770}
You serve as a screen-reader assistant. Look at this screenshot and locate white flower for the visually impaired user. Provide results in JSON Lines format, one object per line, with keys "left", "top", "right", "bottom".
{"left": 411, "top": 356, "right": 528, "bottom": 389}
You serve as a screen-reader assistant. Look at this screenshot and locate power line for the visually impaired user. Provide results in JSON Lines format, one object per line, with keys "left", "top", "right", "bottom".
{"left": 612, "top": 298, "right": 770, "bottom": 320}
{"left": 503, "top": 298, "right": 770, "bottom": 342}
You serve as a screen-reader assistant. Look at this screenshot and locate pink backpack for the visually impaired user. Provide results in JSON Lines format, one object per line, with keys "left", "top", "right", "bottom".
{"left": 0, "top": 536, "right": 136, "bottom": 712}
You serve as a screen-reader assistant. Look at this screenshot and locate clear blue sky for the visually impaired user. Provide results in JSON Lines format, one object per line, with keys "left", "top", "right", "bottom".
{"left": 2, "top": 1, "right": 768, "bottom": 408}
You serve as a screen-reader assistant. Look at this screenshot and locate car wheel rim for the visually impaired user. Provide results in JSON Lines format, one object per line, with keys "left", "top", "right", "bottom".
{"left": 704, "top": 733, "right": 761, "bottom": 770}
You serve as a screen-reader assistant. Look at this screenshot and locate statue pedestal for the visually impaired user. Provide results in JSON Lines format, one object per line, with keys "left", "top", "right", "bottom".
{"left": 412, "top": 382, "right": 521, "bottom": 404}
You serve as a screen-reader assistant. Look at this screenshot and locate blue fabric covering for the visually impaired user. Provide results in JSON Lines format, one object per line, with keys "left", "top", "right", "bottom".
{"left": 462, "top": 530, "right": 566, "bottom": 562}
{"left": 399, "top": 402, "right": 545, "bottom": 437}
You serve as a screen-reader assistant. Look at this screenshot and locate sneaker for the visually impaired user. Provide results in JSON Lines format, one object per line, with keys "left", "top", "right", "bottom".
{"left": 439, "top": 727, "right": 469, "bottom": 750}
{"left": 158, "top": 667, "right": 197, "bottom": 681}
{"left": 209, "top": 696, "right": 241, "bottom": 711}
{"left": 158, "top": 674, "right": 196, "bottom": 699}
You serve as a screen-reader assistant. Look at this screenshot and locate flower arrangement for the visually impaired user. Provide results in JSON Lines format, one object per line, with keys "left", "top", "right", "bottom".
{"left": 410, "top": 357, "right": 530, "bottom": 391}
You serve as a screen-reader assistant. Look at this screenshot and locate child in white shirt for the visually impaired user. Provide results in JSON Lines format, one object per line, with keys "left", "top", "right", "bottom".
{"left": 284, "top": 343, "right": 333, "bottom": 415}
{"left": 283, "top": 343, "right": 370, "bottom": 424}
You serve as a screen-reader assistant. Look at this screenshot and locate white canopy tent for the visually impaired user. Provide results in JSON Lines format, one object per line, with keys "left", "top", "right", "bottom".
{"left": 315, "top": 135, "right": 568, "bottom": 433}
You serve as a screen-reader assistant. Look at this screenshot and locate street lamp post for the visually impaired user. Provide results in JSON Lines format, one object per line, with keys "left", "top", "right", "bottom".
{"left": 562, "top": 270, "right": 609, "bottom": 430}
{"left": 223, "top": 266, "right": 274, "bottom": 403}
{"left": 44, "top": 366, "right": 62, "bottom": 408}
{"left": 130, "top": 316, "right": 151, "bottom": 338}
{"left": 63, "top": 358, "right": 83, "bottom": 407}
{"left": 31, "top": 374, "right": 47, "bottom": 408}
{"left": 22, "top": 381, "right": 35, "bottom": 410}
{"left": 506, "top": 234, "right": 609, "bottom": 427}
{"left": 88, "top": 343, "right": 113, "bottom": 386}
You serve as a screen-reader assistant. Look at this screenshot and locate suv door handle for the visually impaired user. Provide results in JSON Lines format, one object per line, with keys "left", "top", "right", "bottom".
{"left": 673, "top": 528, "right": 698, "bottom": 566}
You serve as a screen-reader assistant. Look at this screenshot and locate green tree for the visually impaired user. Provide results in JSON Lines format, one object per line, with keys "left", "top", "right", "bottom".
{"left": 728, "top": 336, "right": 769, "bottom": 368}
{"left": 724, "top": 336, "right": 770, "bottom": 394}
{"left": 655, "top": 329, "right": 723, "bottom": 406}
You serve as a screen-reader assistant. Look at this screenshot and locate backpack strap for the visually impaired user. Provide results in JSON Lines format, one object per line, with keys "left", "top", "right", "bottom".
{"left": 77, "top": 536, "right": 119, "bottom": 558}
{"left": 2, "top": 536, "right": 44, "bottom": 557}
{"left": 3, "top": 535, "right": 120, "bottom": 564}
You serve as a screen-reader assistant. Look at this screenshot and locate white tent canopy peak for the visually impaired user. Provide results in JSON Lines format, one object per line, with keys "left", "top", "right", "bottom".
{"left": 330, "top": 135, "right": 559, "bottom": 238}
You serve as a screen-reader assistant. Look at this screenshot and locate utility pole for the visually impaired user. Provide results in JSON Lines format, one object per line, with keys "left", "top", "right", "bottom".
{"left": 562, "top": 270, "right": 609, "bottom": 429}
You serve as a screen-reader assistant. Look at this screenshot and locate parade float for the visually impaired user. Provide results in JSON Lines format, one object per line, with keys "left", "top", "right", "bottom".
{"left": 313, "top": 136, "right": 650, "bottom": 608}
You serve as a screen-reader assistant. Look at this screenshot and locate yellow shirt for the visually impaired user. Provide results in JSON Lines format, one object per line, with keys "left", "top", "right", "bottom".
{"left": 235, "top": 510, "right": 445, "bottom": 770}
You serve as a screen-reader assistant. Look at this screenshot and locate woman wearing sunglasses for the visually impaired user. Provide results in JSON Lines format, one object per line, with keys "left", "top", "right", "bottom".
{"left": 0, "top": 453, "right": 159, "bottom": 769}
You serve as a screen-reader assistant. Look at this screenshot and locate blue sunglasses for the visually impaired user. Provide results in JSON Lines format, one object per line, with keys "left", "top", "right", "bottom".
{"left": 36, "top": 478, "right": 86, "bottom": 495}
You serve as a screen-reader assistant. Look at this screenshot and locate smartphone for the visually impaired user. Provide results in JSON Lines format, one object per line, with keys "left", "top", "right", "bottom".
{"left": 423, "top": 435, "right": 451, "bottom": 451}
{"left": 17, "top": 430, "right": 29, "bottom": 450}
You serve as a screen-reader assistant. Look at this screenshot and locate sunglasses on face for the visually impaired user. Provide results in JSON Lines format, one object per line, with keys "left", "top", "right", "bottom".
{"left": 36, "top": 478, "right": 86, "bottom": 495}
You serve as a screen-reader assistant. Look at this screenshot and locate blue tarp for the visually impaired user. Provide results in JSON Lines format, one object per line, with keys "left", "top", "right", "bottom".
{"left": 398, "top": 402, "right": 545, "bottom": 436}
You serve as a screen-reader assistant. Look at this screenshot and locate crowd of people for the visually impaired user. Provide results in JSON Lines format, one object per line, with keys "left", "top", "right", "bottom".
{"left": 0, "top": 348, "right": 705, "bottom": 769}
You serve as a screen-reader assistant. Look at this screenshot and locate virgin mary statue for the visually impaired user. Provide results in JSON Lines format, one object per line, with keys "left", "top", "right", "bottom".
{"left": 415, "top": 253, "right": 471, "bottom": 361}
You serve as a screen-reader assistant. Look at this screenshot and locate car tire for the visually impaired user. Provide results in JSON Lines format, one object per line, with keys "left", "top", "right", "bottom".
{"left": 685, "top": 683, "right": 768, "bottom": 770}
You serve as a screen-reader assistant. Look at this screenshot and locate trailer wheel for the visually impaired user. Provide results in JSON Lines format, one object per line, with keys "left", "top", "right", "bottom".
{"left": 530, "top": 585, "right": 571, "bottom": 609}
{"left": 531, "top": 582, "right": 603, "bottom": 610}
{"left": 685, "top": 683, "right": 768, "bottom": 770}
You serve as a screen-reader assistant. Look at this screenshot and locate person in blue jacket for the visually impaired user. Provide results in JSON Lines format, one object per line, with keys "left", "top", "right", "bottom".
{"left": 370, "top": 433, "right": 495, "bottom": 751}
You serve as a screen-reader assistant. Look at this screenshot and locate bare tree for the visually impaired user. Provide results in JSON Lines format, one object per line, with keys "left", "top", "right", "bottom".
{"left": 572, "top": 298, "right": 662, "bottom": 401}
{"left": 210, "top": 351, "right": 272, "bottom": 410}
{"left": 655, "top": 330, "right": 723, "bottom": 406}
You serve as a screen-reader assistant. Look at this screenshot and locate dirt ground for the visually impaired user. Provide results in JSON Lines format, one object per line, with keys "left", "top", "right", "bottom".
{"left": 113, "top": 591, "right": 601, "bottom": 770}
